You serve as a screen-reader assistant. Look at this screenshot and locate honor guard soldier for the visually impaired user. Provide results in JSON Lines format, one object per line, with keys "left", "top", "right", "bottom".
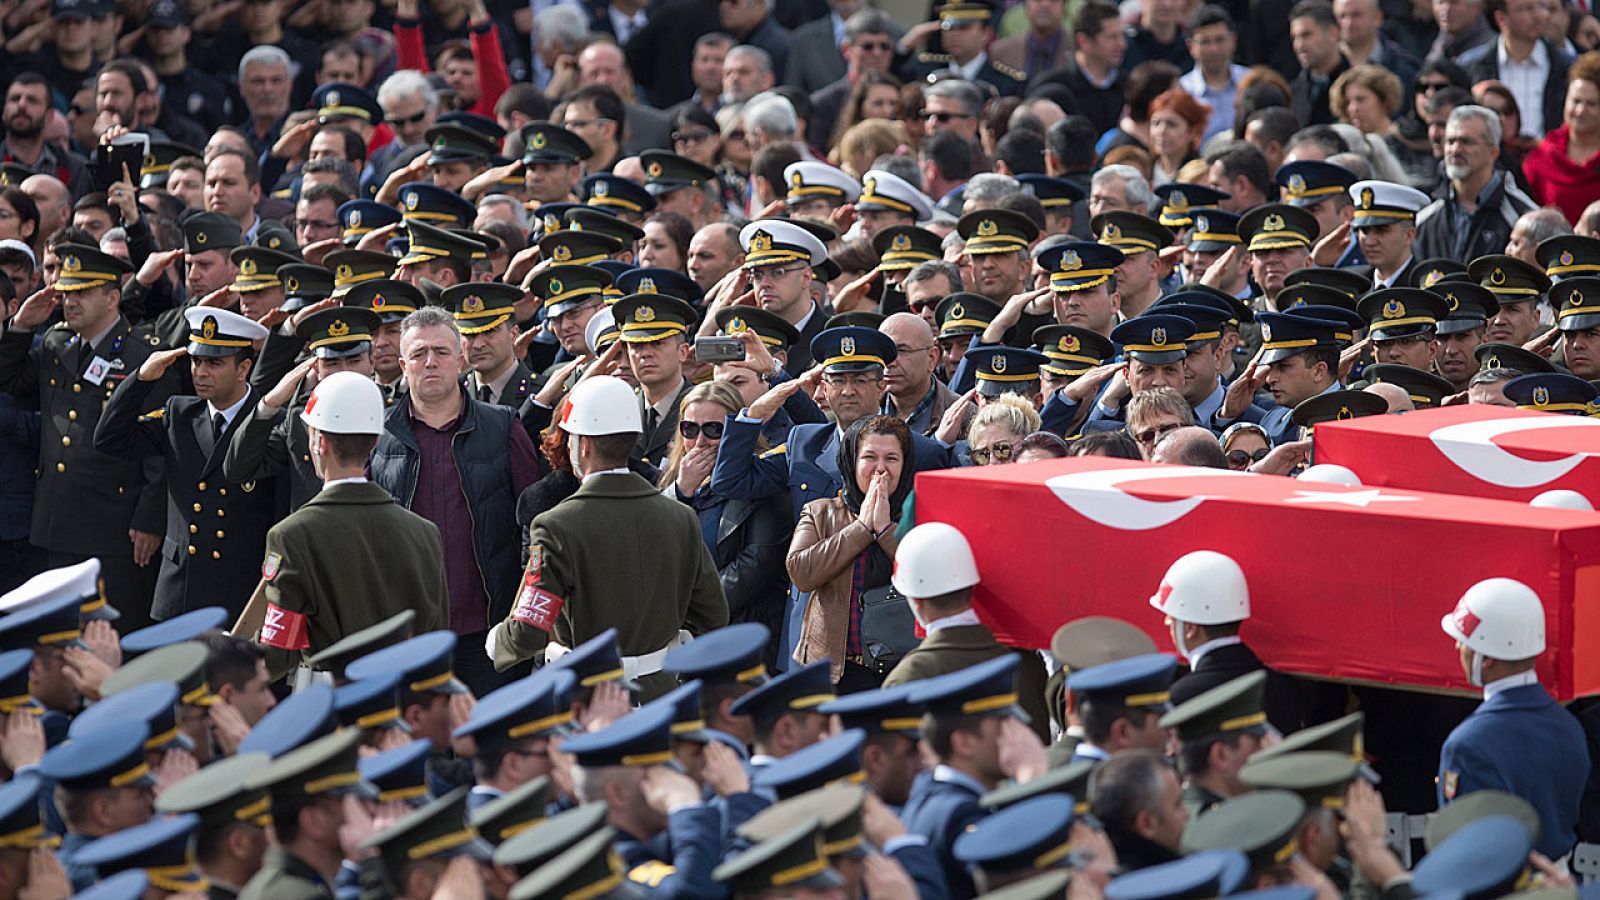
{"left": 581, "top": 173, "right": 657, "bottom": 225}
{"left": 1150, "top": 550, "right": 1305, "bottom": 731}
{"left": 1063, "top": 654, "right": 1178, "bottom": 764}
{"left": 883, "top": 523, "right": 1050, "bottom": 739}
{"left": 487, "top": 377, "right": 728, "bottom": 695}
{"left": 854, "top": 170, "right": 936, "bottom": 237}
{"left": 245, "top": 372, "right": 448, "bottom": 679}
{"left": 1552, "top": 275, "right": 1600, "bottom": 380}
{"left": 337, "top": 200, "right": 401, "bottom": 246}
{"left": 559, "top": 701, "right": 723, "bottom": 895}
{"left": 1438, "top": 578, "right": 1589, "bottom": 859}
{"left": 74, "top": 814, "right": 206, "bottom": 893}
{"left": 225, "top": 306, "right": 383, "bottom": 511}
{"left": 784, "top": 160, "right": 862, "bottom": 219}
{"left": 0, "top": 243, "right": 171, "bottom": 627}
{"left": 612, "top": 290, "right": 697, "bottom": 468}
{"left": 1161, "top": 672, "right": 1272, "bottom": 816}
{"left": 238, "top": 730, "right": 370, "bottom": 900}
{"left": 35, "top": 727, "right": 158, "bottom": 891}
{"left": 1504, "top": 371, "right": 1600, "bottom": 413}
{"left": 94, "top": 307, "right": 277, "bottom": 621}
{"left": 902, "top": 654, "right": 1033, "bottom": 899}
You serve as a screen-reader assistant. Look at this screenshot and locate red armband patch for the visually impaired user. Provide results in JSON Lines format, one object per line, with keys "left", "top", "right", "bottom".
{"left": 260, "top": 603, "right": 310, "bottom": 650}
{"left": 511, "top": 564, "right": 565, "bottom": 631}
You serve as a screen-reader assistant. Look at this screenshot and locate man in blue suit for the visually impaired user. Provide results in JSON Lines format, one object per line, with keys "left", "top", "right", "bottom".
{"left": 711, "top": 322, "right": 960, "bottom": 669}
{"left": 1438, "top": 577, "right": 1589, "bottom": 860}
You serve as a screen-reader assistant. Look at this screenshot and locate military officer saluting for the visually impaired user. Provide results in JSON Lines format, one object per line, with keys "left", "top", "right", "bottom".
{"left": 225, "top": 306, "right": 384, "bottom": 511}
{"left": 900, "top": 0, "right": 1025, "bottom": 96}
{"left": 94, "top": 307, "right": 278, "bottom": 621}
{"left": 246, "top": 372, "right": 448, "bottom": 680}
{"left": 0, "top": 242, "right": 172, "bottom": 627}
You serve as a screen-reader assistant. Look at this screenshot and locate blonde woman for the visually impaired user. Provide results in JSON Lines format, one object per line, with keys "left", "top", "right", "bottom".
{"left": 659, "top": 381, "right": 790, "bottom": 660}
{"left": 965, "top": 394, "right": 1042, "bottom": 466}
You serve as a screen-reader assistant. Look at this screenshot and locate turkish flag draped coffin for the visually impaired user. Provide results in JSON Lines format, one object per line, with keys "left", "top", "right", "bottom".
{"left": 1312, "top": 405, "right": 1600, "bottom": 505}
{"left": 911, "top": 458, "right": 1600, "bottom": 700}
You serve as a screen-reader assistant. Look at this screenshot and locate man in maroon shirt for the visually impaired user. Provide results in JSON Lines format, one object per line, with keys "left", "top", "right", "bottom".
{"left": 370, "top": 306, "right": 543, "bottom": 695}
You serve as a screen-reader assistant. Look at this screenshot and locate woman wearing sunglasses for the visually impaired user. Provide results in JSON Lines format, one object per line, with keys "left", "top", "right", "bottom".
{"left": 1220, "top": 422, "right": 1271, "bottom": 471}
{"left": 659, "top": 381, "right": 790, "bottom": 664}
{"left": 966, "top": 394, "right": 1040, "bottom": 466}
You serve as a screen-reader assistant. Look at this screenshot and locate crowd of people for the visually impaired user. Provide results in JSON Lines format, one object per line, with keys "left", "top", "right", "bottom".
{"left": 0, "top": 0, "right": 1598, "bottom": 891}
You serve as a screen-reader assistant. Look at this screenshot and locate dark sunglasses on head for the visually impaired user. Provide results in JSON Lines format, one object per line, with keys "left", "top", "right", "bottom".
{"left": 1227, "top": 447, "right": 1271, "bottom": 467}
{"left": 387, "top": 110, "right": 429, "bottom": 126}
{"left": 679, "top": 420, "right": 725, "bottom": 440}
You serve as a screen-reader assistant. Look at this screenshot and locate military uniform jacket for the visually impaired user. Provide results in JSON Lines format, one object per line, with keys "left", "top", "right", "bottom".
{"left": 900, "top": 51, "right": 1026, "bottom": 97}
{"left": 468, "top": 361, "right": 535, "bottom": 408}
{"left": 882, "top": 624, "right": 1052, "bottom": 743}
{"left": 491, "top": 472, "right": 729, "bottom": 696}
{"left": 637, "top": 378, "right": 692, "bottom": 471}
{"left": 614, "top": 806, "right": 722, "bottom": 897}
{"left": 94, "top": 376, "right": 280, "bottom": 620}
{"left": 901, "top": 768, "right": 987, "bottom": 900}
{"left": 254, "top": 481, "right": 450, "bottom": 680}
{"left": 1170, "top": 641, "right": 1309, "bottom": 734}
{"left": 1437, "top": 682, "right": 1588, "bottom": 860}
{"left": 223, "top": 401, "right": 320, "bottom": 512}
{"left": 238, "top": 847, "right": 336, "bottom": 900}
{"left": 0, "top": 318, "right": 171, "bottom": 554}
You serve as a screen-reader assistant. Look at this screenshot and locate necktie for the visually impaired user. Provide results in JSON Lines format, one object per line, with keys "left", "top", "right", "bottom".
{"left": 213, "top": 412, "right": 227, "bottom": 442}
{"left": 478, "top": 384, "right": 494, "bottom": 403}
{"left": 646, "top": 408, "right": 660, "bottom": 435}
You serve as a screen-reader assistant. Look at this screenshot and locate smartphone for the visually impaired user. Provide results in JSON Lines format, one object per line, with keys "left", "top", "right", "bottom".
{"left": 91, "top": 133, "right": 150, "bottom": 192}
{"left": 695, "top": 336, "right": 745, "bottom": 364}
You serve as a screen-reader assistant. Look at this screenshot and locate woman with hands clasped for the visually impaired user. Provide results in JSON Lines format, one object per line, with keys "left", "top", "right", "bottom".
{"left": 658, "top": 381, "right": 792, "bottom": 669}
{"left": 786, "top": 415, "right": 912, "bottom": 692}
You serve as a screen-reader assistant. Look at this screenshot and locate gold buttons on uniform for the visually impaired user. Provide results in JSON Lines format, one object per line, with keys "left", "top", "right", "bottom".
{"left": 55, "top": 463, "right": 64, "bottom": 472}
{"left": 801, "top": 483, "right": 808, "bottom": 490}
{"left": 216, "top": 509, "right": 225, "bottom": 518}
{"left": 187, "top": 545, "right": 196, "bottom": 556}
{"left": 68, "top": 410, "right": 77, "bottom": 421}
{"left": 197, "top": 482, "right": 206, "bottom": 491}
{"left": 72, "top": 384, "right": 80, "bottom": 393}
{"left": 189, "top": 524, "right": 197, "bottom": 534}
{"left": 215, "top": 530, "right": 224, "bottom": 539}
{"left": 219, "top": 488, "right": 227, "bottom": 497}
{"left": 193, "top": 503, "right": 202, "bottom": 513}
{"left": 211, "top": 551, "right": 220, "bottom": 559}
{"left": 61, "top": 436, "right": 70, "bottom": 447}
{"left": 117, "top": 487, "right": 124, "bottom": 495}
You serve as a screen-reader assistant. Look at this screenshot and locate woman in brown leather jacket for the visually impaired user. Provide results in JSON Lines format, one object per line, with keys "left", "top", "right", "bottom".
{"left": 785, "top": 414, "right": 912, "bottom": 693}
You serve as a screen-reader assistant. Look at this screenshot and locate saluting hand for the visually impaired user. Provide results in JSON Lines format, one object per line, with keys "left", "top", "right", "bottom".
{"left": 1219, "top": 347, "right": 1268, "bottom": 419}
{"left": 700, "top": 741, "right": 749, "bottom": 797}
{"left": 135, "top": 248, "right": 184, "bottom": 288}
{"left": 934, "top": 388, "right": 977, "bottom": 445}
{"left": 82, "top": 619, "right": 121, "bottom": 669}
{"left": 9, "top": 285, "right": 55, "bottom": 331}
{"left": 1338, "top": 337, "right": 1370, "bottom": 382}
{"left": 0, "top": 709, "right": 44, "bottom": 772}
{"left": 747, "top": 376, "right": 806, "bottom": 423}
{"left": 830, "top": 268, "right": 880, "bottom": 314}
{"left": 16, "top": 848, "right": 70, "bottom": 900}
{"left": 1063, "top": 360, "right": 1126, "bottom": 404}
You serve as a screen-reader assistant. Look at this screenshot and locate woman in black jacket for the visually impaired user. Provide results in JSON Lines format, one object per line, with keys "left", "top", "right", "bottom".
{"left": 658, "top": 380, "right": 791, "bottom": 668}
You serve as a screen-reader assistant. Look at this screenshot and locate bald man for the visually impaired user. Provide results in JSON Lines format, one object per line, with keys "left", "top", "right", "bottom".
{"left": 1364, "top": 382, "right": 1415, "bottom": 413}
{"left": 880, "top": 312, "right": 962, "bottom": 437}
{"left": 1150, "top": 426, "right": 1229, "bottom": 467}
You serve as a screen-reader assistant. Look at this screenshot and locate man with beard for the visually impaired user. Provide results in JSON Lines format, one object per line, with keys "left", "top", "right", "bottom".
{"left": 95, "top": 306, "right": 278, "bottom": 620}
{"left": 1, "top": 74, "right": 90, "bottom": 198}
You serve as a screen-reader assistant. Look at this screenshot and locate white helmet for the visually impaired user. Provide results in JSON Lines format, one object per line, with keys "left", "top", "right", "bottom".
{"left": 561, "top": 375, "right": 642, "bottom": 436}
{"left": 891, "top": 522, "right": 979, "bottom": 598}
{"left": 300, "top": 371, "right": 384, "bottom": 435}
{"left": 1530, "top": 489, "right": 1594, "bottom": 511}
{"left": 1149, "top": 550, "right": 1250, "bottom": 625}
{"left": 1299, "top": 464, "right": 1361, "bottom": 486}
{"left": 1441, "top": 578, "right": 1545, "bottom": 661}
